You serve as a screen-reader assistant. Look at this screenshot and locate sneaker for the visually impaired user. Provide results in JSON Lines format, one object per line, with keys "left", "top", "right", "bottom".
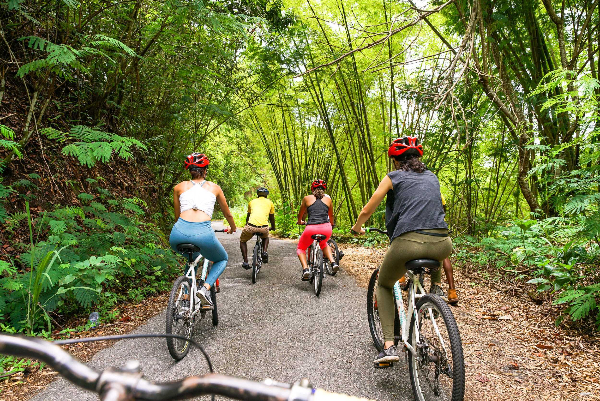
{"left": 447, "top": 289, "right": 459, "bottom": 305}
{"left": 301, "top": 268, "right": 311, "bottom": 281}
{"left": 430, "top": 283, "right": 444, "bottom": 297}
{"left": 242, "top": 262, "right": 250, "bottom": 270}
{"left": 374, "top": 345, "right": 400, "bottom": 364}
{"left": 197, "top": 286, "right": 213, "bottom": 308}
{"left": 331, "top": 262, "right": 339, "bottom": 274}
{"left": 262, "top": 252, "right": 268, "bottom": 263}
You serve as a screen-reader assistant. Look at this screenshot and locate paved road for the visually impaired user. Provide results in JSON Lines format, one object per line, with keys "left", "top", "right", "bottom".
{"left": 32, "top": 222, "right": 412, "bottom": 400}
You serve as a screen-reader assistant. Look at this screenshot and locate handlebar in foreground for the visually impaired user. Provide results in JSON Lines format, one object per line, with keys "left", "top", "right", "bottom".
{"left": 0, "top": 334, "right": 374, "bottom": 401}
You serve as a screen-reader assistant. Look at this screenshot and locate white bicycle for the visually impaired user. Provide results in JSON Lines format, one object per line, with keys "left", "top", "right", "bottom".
{"left": 365, "top": 228, "right": 465, "bottom": 401}
{"left": 166, "top": 229, "right": 227, "bottom": 360}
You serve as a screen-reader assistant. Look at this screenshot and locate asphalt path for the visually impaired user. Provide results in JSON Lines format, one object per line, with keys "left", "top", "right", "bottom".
{"left": 31, "top": 222, "right": 412, "bottom": 400}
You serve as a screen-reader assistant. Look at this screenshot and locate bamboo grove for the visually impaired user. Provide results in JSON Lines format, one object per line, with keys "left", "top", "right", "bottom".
{"left": 1, "top": 0, "right": 600, "bottom": 328}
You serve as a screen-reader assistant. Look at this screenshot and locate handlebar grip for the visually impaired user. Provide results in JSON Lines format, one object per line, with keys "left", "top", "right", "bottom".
{"left": 214, "top": 228, "right": 228, "bottom": 232}
{"left": 0, "top": 334, "right": 99, "bottom": 391}
{"left": 313, "top": 389, "right": 375, "bottom": 401}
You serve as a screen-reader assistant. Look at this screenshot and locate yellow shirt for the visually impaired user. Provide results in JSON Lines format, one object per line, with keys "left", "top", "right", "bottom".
{"left": 248, "top": 197, "right": 275, "bottom": 226}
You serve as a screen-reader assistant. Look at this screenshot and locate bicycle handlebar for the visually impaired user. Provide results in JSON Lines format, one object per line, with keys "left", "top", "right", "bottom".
{"left": 215, "top": 228, "right": 228, "bottom": 233}
{"left": 0, "top": 334, "right": 373, "bottom": 401}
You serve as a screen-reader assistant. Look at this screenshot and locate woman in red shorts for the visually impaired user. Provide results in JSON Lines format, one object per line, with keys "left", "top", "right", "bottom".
{"left": 296, "top": 179, "right": 338, "bottom": 280}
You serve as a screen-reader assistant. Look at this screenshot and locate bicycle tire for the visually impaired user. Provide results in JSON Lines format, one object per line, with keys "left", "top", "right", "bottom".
{"left": 252, "top": 241, "right": 260, "bottom": 284}
{"left": 367, "top": 269, "right": 402, "bottom": 352}
{"left": 408, "top": 294, "right": 465, "bottom": 401}
{"left": 210, "top": 284, "right": 218, "bottom": 326}
{"left": 313, "top": 248, "right": 324, "bottom": 296}
{"left": 327, "top": 239, "right": 340, "bottom": 276}
{"left": 166, "top": 276, "right": 194, "bottom": 360}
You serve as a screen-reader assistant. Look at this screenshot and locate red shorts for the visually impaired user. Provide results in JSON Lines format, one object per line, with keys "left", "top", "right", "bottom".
{"left": 296, "top": 223, "right": 332, "bottom": 256}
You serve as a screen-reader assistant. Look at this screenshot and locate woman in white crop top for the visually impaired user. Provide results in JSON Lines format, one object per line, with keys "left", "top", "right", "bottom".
{"left": 169, "top": 153, "right": 237, "bottom": 308}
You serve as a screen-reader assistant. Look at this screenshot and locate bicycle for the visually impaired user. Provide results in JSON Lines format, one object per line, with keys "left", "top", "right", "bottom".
{"left": 0, "top": 334, "right": 373, "bottom": 400}
{"left": 325, "top": 237, "right": 343, "bottom": 276}
{"left": 250, "top": 232, "right": 264, "bottom": 284}
{"left": 364, "top": 228, "right": 465, "bottom": 401}
{"left": 166, "top": 228, "right": 227, "bottom": 360}
{"left": 305, "top": 235, "right": 326, "bottom": 297}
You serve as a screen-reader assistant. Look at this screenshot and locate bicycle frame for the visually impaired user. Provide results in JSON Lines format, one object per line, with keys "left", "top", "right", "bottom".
{"left": 394, "top": 270, "right": 450, "bottom": 358}
{"left": 179, "top": 252, "right": 210, "bottom": 318}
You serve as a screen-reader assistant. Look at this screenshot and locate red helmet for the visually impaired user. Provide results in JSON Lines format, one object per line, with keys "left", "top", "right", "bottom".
{"left": 311, "top": 179, "right": 327, "bottom": 191}
{"left": 184, "top": 153, "right": 210, "bottom": 169}
{"left": 388, "top": 136, "right": 423, "bottom": 158}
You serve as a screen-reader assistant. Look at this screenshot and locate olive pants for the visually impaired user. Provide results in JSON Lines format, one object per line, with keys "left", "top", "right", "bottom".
{"left": 377, "top": 229, "right": 453, "bottom": 342}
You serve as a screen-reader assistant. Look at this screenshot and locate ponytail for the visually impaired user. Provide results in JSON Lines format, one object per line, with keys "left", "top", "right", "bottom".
{"left": 313, "top": 188, "right": 325, "bottom": 199}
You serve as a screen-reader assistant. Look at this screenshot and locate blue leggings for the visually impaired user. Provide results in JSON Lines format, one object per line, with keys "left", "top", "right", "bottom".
{"left": 169, "top": 219, "right": 228, "bottom": 287}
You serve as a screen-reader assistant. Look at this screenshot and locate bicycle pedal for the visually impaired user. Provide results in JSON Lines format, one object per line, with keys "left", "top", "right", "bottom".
{"left": 374, "top": 361, "right": 394, "bottom": 369}
{"left": 201, "top": 305, "right": 214, "bottom": 311}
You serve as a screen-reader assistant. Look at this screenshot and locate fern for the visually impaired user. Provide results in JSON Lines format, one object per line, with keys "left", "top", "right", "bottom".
{"left": 61, "top": 0, "right": 80, "bottom": 8}
{"left": 89, "top": 34, "right": 138, "bottom": 58}
{"left": 1, "top": 124, "right": 15, "bottom": 139}
{"left": 61, "top": 125, "right": 146, "bottom": 167}
{"left": 40, "top": 127, "right": 68, "bottom": 142}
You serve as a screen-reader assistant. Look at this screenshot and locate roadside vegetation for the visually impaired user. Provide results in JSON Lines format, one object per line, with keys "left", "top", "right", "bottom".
{"left": 1, "top": 0, "right": 599, "bottom": 395}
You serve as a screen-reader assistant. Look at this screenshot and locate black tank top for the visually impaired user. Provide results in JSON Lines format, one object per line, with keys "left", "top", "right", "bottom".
{"left": 307, "top": 198, "right": 330, "bottom": 225}
{"left": 385, "top": 170, "right": 448, "bottom": 240}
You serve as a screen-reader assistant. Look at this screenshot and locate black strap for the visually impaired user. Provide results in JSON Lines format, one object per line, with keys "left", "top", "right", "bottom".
{"left": 414, "top": 230, "right": 449, "bottom": 237}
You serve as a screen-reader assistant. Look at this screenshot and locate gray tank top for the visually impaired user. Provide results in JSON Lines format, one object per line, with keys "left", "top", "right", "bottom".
{"left": 385, "top": 170, "right": 448, "bottom": 241}
{"left": 307, "top": 198, "right": 330, "bottom": 225}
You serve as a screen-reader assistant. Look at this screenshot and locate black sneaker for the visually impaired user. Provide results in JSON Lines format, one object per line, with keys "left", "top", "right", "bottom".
{"left": 331, "top": 262, "right": 339, "bottom": 274}
{"left": 262, "top": 252, "right": 268, "bottom": 263}
{"left": 197, "top": 286, "right": 213, "bottom": 308}
{"left": 374, "top": 345, "right": 400, "bottom": 365}
{"left": 301, "top": 268, "right": 311, "bottom": 281}
{"left": 430, "top": 284, "right": 444, "bottom": 297}
{"left": 242, "top": 262, "right": 250, "bottom": 270}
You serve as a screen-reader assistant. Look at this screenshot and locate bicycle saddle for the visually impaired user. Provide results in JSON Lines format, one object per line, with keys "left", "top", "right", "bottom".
{"left": 405, "top": 259, "right": 440, "bottom": 271}
{"left": 311, "top": 234, "right": 327, "bottom": 240}
{"left": 176, "top": 243, "right": 201, "bottom": 253}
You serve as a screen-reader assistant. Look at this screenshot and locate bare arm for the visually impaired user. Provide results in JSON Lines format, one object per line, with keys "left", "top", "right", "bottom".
{"left": 351, "top": 175, "right": 393, "bottom": 234}
{"left": 173, "top": 187, "right": 181, "bottom": 221}
{"left": 325, "top": 197, "right": 334, "bottom": 226}
{"left": 297, "top": 197, "right": 307, "bottom": 225}
{"left": 216, "top": 187, "right": 237, "bottom": 233}
{"left": 269, "top": 214, "right": 275, "bottom": 231}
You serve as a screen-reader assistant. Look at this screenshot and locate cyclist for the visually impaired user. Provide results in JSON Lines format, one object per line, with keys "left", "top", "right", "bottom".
{"left": 399, "top": 193, "right": 459, "bottom": 304}
{"left": 440, "top": 193, "right": 459, "bottom": 305}
{"left": 351, "top": 137, "right": 452, "bottom": 365}
{"left": 239, "top": 187, "right": 275, "bottom": 269}
{"left": 169, "top": 153, "right": 237, "bottom": 308}
{"left": 296, "top": 179, "right": 339, "bottom": 280}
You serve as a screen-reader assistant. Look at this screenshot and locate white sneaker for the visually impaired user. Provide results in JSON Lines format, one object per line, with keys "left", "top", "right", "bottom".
{"left": 197, "top": 286, "right": 213, "bottom": 308}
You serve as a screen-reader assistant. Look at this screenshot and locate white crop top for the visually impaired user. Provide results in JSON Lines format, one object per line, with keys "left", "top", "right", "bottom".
{"left": 179, "top": 180, "right": 217, "bottom": 217}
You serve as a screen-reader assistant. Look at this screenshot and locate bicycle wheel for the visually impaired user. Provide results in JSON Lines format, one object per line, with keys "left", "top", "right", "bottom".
{"left": 327, "top": 239, "right": 340, "bottom": 276}
{"left": 252, "top": 240, "right": 260, "bottom": 284}
{"left": 367, "top": 269, "right": 402, "bottom": 352}
{"left": 166, "top": 276, "right": 194, "bottom": 360}
{"left": 366, "top": 269, "right": 384, "bottom": 351}
{"left": 210, "top": 284, "right": 218, "bottom": 326}
{"left": 408, "top": 294, "right": 465, "bottom": 401}
{"left": 313, "top": 248, "right": 324, "bottom": 296}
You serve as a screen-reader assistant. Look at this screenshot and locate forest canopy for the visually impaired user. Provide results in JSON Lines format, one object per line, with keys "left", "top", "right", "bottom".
{"left": 1, "top": 0, "right": 599, "bottom": 331}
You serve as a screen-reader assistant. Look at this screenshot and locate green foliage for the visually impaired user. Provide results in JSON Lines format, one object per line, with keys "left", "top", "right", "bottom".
{"left": 41, "top": 126, "right": 146, "bottom": 167}
{"left": 0, "top": 125, "right": 20, "bottom": 222}
{"left": 0, "top": 183, "right": 179, "bottom": 333}
{"left": 17, "top": 34, "right": 139, "bottom": 79}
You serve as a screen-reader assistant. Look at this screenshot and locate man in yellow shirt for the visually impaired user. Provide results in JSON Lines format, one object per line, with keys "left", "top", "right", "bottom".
{"left": 240, "top": 187, "right": 275, "bottom": 269}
